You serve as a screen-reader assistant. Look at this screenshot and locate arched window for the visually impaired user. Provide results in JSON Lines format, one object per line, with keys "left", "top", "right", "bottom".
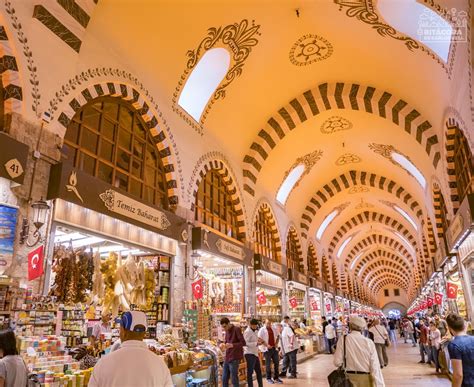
{"left": 195, "top": 168, "right": 243, "bottom": 241}
{"left": 286, "top": 228, "right": 302, "bottom": 272}
{"left": 254, "top": 205, "right": 280, "bottom": 263}
{"left": 307, "top": 244, "right": 320, "bottom": 278}
{"left": 321, "top": 255, "right": 330, "bottom": 283}
{"left": 332, "top": 263, "right": 339, "bottom": 289}
{"left": 62, "top": 97, "right": 169, "bottom": 209}
{"left": 453, "top": 128, "right": 474, "bottom": 203}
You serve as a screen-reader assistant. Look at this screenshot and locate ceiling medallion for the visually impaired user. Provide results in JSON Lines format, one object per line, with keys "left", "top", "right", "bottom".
{"left": 289, "top": 34, "right": 333, "bottom": 66}
{"left": 336, "top": 153, "right": 362, "bottom": 166}
{"left": 348, "top": 185, "right": 369, "bottom": 194}
{"left": 321, "top": 116, "right": 352, "bottom": 134}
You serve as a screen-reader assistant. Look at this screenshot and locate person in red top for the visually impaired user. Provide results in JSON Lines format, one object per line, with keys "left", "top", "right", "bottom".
{"left": 416, "top": 318, "right": 430, "bottom": 363}
{"left": 220, "top": 317, "right": 246, "bottom": 387}
{"left": 258, "top": 319, "right": 282, "bottom": 384}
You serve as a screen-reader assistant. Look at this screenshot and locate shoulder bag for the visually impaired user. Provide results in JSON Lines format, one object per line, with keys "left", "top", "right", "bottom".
{"left": 375, "top": 326, "right": 390, "bottom": 347}
{"left": 327, "top": 335, "right": 354, "bottom": 387}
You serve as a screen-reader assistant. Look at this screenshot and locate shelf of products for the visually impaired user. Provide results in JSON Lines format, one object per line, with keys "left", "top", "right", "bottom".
{"left": 288, "top": 288, "right": 306, "bottom": 320}
{"left": 59, "top": 307, "right": 88, "bottom": 347}
{"left": 256, "top": 286, "right": 282, "bottom": 321}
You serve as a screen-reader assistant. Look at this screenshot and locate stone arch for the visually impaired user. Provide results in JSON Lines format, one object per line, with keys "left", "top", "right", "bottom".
{"left": 191, "top": 158, "right": 247, "bottom": 241}
{"left": 285, "top": 225, "right": 303, "bottom": 271}
{"left": 243, "top": 82, "right": 440, "bottom": 196}
{"left": 359, "top": 260, "right": 411, "bottom": 286}
{"left": 0, "top": 23, "right": 22, "bottom": 117}
{"left": 321, "top": 254, "right": 330, "bottom": 283}
{"left": 382, "top": 301, "right": 408, "bottom": 314}
{"left": 372, "top": 275, "right": 409, "bottom": 293}
{"left": 351, "top": 249, "right": 412, "bottom": 278}
{"left": 307, "top": 242, "right": 320, "bottom": 278}
{"left": 251, "top": 200, "right": 282, "bottom": 262}
{"left": 327, "top": 211, "right": 418, "bottom": 258}
{"left": 300, "top": 170, "right": 423, "bottom": 238}
{"left": 55, "top": 81, "right": 180, "bottom": 204}
{"left": 365, "top": 269, "right": 410, "bottom": 290}
{"left": 432, "top": 182, "right": 449, "bottom": 243}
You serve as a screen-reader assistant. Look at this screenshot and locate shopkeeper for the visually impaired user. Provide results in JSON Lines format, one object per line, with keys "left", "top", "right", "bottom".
{"left": 90, "top": 313, "right": 112, "bottom": 347}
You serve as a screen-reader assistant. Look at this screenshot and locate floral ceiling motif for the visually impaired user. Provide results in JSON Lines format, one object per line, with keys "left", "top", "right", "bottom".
{"left": 336, "top": 153, "right": 362, "bottom": 166}
{"left": 172, "top": 19, "right": 261, "bottom": 135}
{"left": 320, "top": 116, "right": 353, "bottom": 134}
{"left": 355, "top": 198, "right": 374, "bottom": 210}
{"left": 289, "top": 34, "right": 334, "bottom": 66}
{"left": 348, "top": 185, "right": 369, "bottom": 194}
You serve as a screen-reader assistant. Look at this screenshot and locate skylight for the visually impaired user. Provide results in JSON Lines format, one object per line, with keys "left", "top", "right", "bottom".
{"left": 276, "top": 164, "right": 305, "bottom": 205}
{"left": 350, "top": 251, "right": 364, "bottom": 270}
{"left": 392, "top": 152, "right": 426, "bottom": 189}
{"left": 378, "top": 0, "right": 452, "bottom": 62}
{"left": 394, "top": 205, "right": 418, "bottom": 231}
{"left": 316, "top": 209, "right": 338, "bottom": 240}
{"left": 337, "top": 236, "right": 352, "bottom": 258}
{"left": 178, "top": 48, "right": 231, "bottom": 122}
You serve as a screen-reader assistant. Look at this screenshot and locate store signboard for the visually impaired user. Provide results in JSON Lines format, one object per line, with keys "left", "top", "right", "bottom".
{"left": 47, "top": 163, "right": 187, "bottom": 240}
{"left": 327, "top": 285, "right": 335, "bottom": 294}
{"left": 254, "top": 253, "right": 287, "bottom": 279}
{"left": 446, "top": 194, "right": 474, "bottom": 252}
{"left": 288, "top": 268, "right": 308, "bottom": 285}
{"left": 192, "top": 227, "right": 252, "bottom": 266}
{"left": 0, "top": 132, "right": 28, "bottom": 185}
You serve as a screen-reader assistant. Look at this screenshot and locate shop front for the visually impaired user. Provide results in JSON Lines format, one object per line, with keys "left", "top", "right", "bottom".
{"left": 254, "top": 254, "right": 286, "bottom": 322}
{"left": 445, "top": 193, "right": 474, "bottom": 323}
{"left": 324, "top": 285, "right": 336, "bottom": 319}
{"left": 46, "top": 163, "right": 187, "bottom": 339}
{"left": 308, "top": 278, "right": 325, "bottom": 353}
{"left": 286, "top": 269, "right": 308, "bottom": 321}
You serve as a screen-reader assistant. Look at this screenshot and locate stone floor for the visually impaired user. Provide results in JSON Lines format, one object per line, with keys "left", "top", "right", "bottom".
{"left": 263, "top": 338, "right": 451, "bottom": 386}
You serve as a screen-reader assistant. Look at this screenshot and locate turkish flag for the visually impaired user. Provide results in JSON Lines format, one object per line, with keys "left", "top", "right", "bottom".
{"left": 421, "top": 301, "right": 427, "bottom": 310}
{"left": 310, "top": 300, "right": 319, "bottom": 311}
{"left": 191, "top": 279, "right": 203, "bottom": 300}
{"left": 289, "top": 297, "right": 298, "bottom": 309}
{"left": 325, "top": 303, "right": 331, "bottom": 312}
{"left": 427, "top": 297, "right": 433, "bottom": 307}
{"left": 447, "top": 282, "right": 458, "bottom": 299}
{"left": 434, "top": 292, "right": 443, "bottom": 305}
{"left": 28, "top": 245, "right": 44, "bottom": 281}
{"left": 257, "top": 291, "right": 267, "bottom": 305}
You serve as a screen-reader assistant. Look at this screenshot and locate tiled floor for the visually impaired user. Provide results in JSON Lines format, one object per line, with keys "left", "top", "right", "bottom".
{"left": 262, "top": 339, "right": 450, "bottom": 386}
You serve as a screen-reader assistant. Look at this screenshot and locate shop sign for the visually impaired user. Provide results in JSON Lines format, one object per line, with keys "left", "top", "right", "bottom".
{"left": 288, "top": 268, "right": 308, "bottom": 285}
{"left": 296, "top": 272, "right": 307, "bottom": 284}
{"left": 446, "top": 194, "right": 474, "bottom": 251}
{"left": 192, "top": 227, "right": 252, "bottom": 266}
{"left": 327, "top": 285, "right": 335, "bottom": 293}
{"left": 0, "top": 132, "right": 28, "bottom": 185}
{"left": 254, "top": 254, "right": 287, "bottom": 278}
{"left": 47, "top": 163, "right": 186, "bottom": 240}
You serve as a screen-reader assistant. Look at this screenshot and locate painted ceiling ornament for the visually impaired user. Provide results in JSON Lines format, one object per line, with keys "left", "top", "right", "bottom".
{"left": 172, "top": 19, "right": 261, "bottom": 134}
{"left": 289, "top": 34, "right": 334, "bottom": 66}
{"left": 348, "top": 185, "right": 369, "bottom": 194}
{"left": 336, "top": 153, "right": 362, "bottom": 166}
{"left": 320, "top": 116, "right": 353, "bottom": 134}
{"left": 334, "top": 201, "right": 351, "bottom": 213}
{"left": 379, "top": 199, "right": 395, "bottom": 209}
{"left": 355, "top": 198, "right": 374, "bottom": 210}
{"left": 333, "top": 0, "right": 456, "bottom": 78}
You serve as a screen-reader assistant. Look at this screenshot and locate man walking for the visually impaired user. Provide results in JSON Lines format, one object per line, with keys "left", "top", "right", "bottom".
{"left": 416, "top": 318, "right": 430, "bottom": 364}
{"left": 243, "top": 319, "right": 263, "bottom": 387}
{"left": 325, "top": 319, "right": 336, "bottom": 354}
{"left": 258, "top": 320, "right": 283, "bottom": 384}
{"left": 88, "top": 311, "right": 172, "bottom": 386}
{"left": 322, "top": 316, "right": 330, "bottom": 353}
{"left": 446, "top": 313, "right": 474, "bottom": 387}
{"left": 220, "top": 317, "right": 246, "bottom": 387}
{"left": 279, "top": 322, "right": 297, "bottom": 379}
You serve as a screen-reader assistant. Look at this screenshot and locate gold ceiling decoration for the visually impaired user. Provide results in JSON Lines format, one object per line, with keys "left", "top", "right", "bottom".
{"left": 334, "top": 201, "right": 351, "bottom": 212}
{"left": 289, "top": 34, "right": 334, "bottom": 66}
{"left": 348, "top": 185, "right": 369, "bottom": 194}
{"left": 172, "top": 19, "right": 261, "bottom": 135}
{"left": 335, "top": 153, "right": 362, "bottom": 166}
{"left": 320, "top": 116, "right": 353, "bottom": 134}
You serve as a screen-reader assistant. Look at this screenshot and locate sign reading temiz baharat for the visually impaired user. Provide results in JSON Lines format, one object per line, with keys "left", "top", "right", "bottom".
{"left": 47, "top": 163, "right": 186, "bottom": 239}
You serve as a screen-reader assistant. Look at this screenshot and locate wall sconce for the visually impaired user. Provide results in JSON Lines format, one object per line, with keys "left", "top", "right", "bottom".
{"left": 185, "top": 250, "right": 201, "bottom": 280}
{"left": 287, "top": 281, "right": 294, "bottom": 291}
{"left": 256, "top": 270, "right": 263, "bottom": 283}
{"left": 19, "top": 198, "right": 50, "bottom": 247}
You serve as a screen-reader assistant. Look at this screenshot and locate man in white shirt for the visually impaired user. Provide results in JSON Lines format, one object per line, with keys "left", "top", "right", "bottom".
{"left": 325, "top": 321, "right": 336, "bottom": 354}
{"left": 258, "top": 319, "right": 282, "bottom": 384}
{"left": 243, "top": 319, "right": 263, "bottom": 387}
{"left": 369, "top": 319, "right": 389, "bottom": 368}
{"left": 279, "top": 322, "right": 297, "bottom": 379}
{"left": 88, "top": 311, "right": 173, "bottom": 387}
{"left": 90, "top": 313, "right": 112, "bottom": 347}
{"left": 334, "top": 315, "right": 385, "bottom": 387}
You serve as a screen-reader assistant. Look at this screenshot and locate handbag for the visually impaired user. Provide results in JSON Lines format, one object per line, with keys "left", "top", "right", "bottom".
{"left": 375, "top": 326, "right": 390, "bottom": 347}
{"left": 327, "top": 335, "right": 354, "bottom": 387}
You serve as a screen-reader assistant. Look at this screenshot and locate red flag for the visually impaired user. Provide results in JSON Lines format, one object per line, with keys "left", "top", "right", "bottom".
{"left": 28, "top": 245, "right": 44, "bottom": 281}
{"left": 310, "top": 300, "right": 319, "bottom": 311}
{"left": 257, "top": 291, "right": 267, "bottom": 305}
{"left": 447, "top": 282, "right": 458, "bottom": 299}
{"left": 421, "top": 301, "right": 427, "bottom": 310}
{"left": 434, "top": 292, "right": 443, "bottom": 305}
{"left": 191, "top": 279, "right": 203, "bottom": 299}
{"left": 427, "top": 297, "right": 433, "bottom": 307}
{"left": 289, "top": 297, "right": 298, "bottom": 309}
{"left": 325, "top": 302, "right": 331, "bottom": 312}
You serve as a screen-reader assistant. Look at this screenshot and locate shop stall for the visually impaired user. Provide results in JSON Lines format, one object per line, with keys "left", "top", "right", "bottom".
{"left": 308, "top": 278, "right": 325, "bottom": 353}
{"left": 286, "top": 269, "right": 308, "bottom": 321}
{"left": 324, "top": 287, "right": 335, "bottom": 320}
{"left": 254, "top": 254, "right": 286, "bottom": 322}
{"left": 445, "top": 193, "right": 474, "bottom": 323}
